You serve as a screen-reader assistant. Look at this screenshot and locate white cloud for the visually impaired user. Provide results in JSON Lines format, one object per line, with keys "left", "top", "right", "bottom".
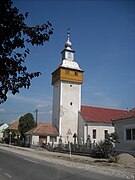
{"left": 0, "top": 108, "right": 5, "bottom": 112}
{"left": 37, "top": 103, "right": 48, "bottom": 108}
{"left": 38, "top": 110, "right": 52, "bottom": 115}
{"left": 8, "top": 94, "right": 51, "bottom": 107}
{"left": 93, "top": 92, "right": 103, "bottom": 96}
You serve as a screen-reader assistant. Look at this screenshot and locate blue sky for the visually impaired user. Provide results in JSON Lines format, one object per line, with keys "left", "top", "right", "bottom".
{"left": 0, "top": 0, "right": 135, "bottom": 123}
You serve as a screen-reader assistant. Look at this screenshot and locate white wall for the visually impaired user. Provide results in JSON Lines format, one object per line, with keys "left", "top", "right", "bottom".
{"left": 114, "top": 118, "right": 135, "bottom": 153}
{"left": 86, "top": 123, "right": 114, "bottom": 143}
{"left": 78, "top": 118, "right": 114, "bottom": 144}
{"left": 52, "top": 80, "right": 61, "bottom": 131}
{"left": 60, "top": 81, "right": 81, "bottom": 143}
{"left": 32, "top": 135, "right": 39, "bottom": 146}
{"left": 78, "top": 113, "right": 84, "bottom": 144}
{"left": 0, "top": 123, "right": 9, "bottom": 139}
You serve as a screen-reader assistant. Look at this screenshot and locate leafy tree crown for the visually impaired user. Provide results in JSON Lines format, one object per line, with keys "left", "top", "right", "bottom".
{"left": 0, "top": 0, "right": 53, "bottom": 103}
{"left": 18, "top": 113, "right": 36, "bottom": 137}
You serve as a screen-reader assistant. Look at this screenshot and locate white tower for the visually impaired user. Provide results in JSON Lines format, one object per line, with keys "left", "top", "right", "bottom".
{"left": 52, "top": 31, "right": 83, "bottom": 143}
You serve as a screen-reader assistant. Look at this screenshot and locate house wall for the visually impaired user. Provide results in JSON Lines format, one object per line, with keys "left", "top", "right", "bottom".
{"left": 113, "top": 117, "right": 135, "bottom": 154}
{"left": 0, "top": 123, "right": 9, "bottom": 140}
{"left": 25, "top": 135, "right": 32, "bottom": 146}
{"left": 78, "top": 118, "right": 114, "bottom": 144}
{"left": 32, "top": 135, "right": 39, "bottom": 146}
{"left": 87, "top": 123, "right": 114, "bottom": 144}
{"left": 26, "top": 135, "right": 58, "bottom": 147}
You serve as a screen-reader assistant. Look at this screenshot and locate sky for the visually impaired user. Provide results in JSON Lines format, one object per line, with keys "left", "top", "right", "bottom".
{"left": 0, "top": 0, "right": 135, "bottom": 124}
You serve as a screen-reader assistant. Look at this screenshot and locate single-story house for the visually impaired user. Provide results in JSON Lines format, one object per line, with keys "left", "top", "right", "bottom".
{"left": 25, "top": 122, "right": 59, "bottom": 147}
{"left": 4, "top": 120, "right": 21, "bottom": 143}
{"left": 112, "top": 108, "right": 135, "bottom": 155}
{"left": 78, "top": 106, "right": 128, "bottom": 145}
{"left": 0, "top": 123, "right": 9, "bottom": 141}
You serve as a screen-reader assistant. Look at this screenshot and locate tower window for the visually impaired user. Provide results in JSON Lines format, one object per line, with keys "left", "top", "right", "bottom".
{"left": 66, "top": 70, "right": 70, "bottom": 74}
{"left": 70, "top": 85, "right": 72, "bottom": 87}
{"left": 74, "top": 71, "right": 78, "bottom": 76}
{"left": 70, "top": 102, "right": 73, "bottom": 106}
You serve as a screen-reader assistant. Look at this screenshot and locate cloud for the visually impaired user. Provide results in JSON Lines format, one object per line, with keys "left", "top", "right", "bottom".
{"left": 93, "top": 92, "right": 103, "bottom": 96}
{"left": 37, "top": 103, "right": 48, "bottom": 108}
{"left": 38, "top": 110, "right": 52, "bottom": 115}
{"left": 8, "top": 94, "right": 51, "bottom": 107}
{"left": 0, "top": 108, "right": 5, "bottom": 112}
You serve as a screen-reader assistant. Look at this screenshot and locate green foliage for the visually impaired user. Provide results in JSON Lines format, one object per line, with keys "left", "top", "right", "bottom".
{"left": 3, "top": 128, "right": 20, "bottom": 144}
{"left": 0, "top": 0, "right": 53, "bottom": 103}
{"left": 4, "top": 128, "right": 20, "bottom": 138}
{"left": 92, "top": 132, "right": 119, "bottom": 158}
{"left": 18, "top": 113, "right": 36, "bottom": 138}
{"left": 108, "top": 154, "right": 120, "bottom": 163}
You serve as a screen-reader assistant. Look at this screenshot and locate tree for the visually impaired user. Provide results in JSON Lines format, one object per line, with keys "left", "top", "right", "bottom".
{"left": 0, "top": 0, "right": 53, "bottom": 103}
{"left": 18, "top": 113, "right": 36, "bottom": 139}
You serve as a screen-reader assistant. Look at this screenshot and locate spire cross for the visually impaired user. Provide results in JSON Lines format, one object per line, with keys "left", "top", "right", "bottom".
{"left": 67, "top": 28, "right": 70, "bottom": 40}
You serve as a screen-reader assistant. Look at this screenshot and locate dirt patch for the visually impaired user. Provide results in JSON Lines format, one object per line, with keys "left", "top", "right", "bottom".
{"left": 118, "top": 153, "right": 135, "bottom": 167}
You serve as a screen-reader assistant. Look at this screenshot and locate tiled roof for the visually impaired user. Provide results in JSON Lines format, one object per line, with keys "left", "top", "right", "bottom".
{"left": 112, "top": 108, "right": 135, "bottom": 121}
{"left": 25, "top": 122, "right": 59, "bottom": 136}
{"left": 80, "top": 106, "right": 128, "bottom": 123}
{"left": 7, "top": 120, "right": 19, "bottom": 130}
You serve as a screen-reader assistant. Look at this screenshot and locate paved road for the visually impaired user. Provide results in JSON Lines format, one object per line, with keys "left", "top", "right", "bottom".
{"left": 0, "top": 148, "right": 125, "bottom": 180}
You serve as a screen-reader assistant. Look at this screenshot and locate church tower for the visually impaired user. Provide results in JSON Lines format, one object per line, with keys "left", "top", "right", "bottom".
{"left": 52, "top": 31, "right": 83, "bottom": 143}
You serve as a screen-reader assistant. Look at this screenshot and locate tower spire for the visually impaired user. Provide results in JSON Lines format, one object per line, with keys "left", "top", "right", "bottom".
{"left": 65, "top": 28, "right": 72, "bottom": 50}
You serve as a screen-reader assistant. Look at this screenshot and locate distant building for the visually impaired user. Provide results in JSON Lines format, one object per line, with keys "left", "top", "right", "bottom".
{"left": 0, "top": 123, "right": 9, "bottom": 141}
{"left": 6, "top": 120, "right": 19, "bottom": 131}
{"left": 112, "top": 108, "right": 135, "bottom": 155}
{"left": 4, "top": 120, "right": 21, "bottom": 142}
{"left": 25, "top": 122, "right": 58, "bottom": 147}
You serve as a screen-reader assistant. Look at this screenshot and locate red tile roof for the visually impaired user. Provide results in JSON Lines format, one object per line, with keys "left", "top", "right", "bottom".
{"left": 7, "top": 121, "right": 19, "bottom": 131}
{"left": 80, "top": 106, "right": 128, "bottom": 123}
{"left": 112, "top": 108, "right": 135, "bottom": 121}
{"left": 25, "top": 122, "right": 59, "bottom": 136}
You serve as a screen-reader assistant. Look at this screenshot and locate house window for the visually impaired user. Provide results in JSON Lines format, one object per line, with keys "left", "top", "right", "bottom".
{"left": 93, "top": 129, "right": 96, "bottom": 139}
{"left": 133, "top": 129, "right": 135, "bottom": 140}
{"left": 104, "top": 130, "right": 108, "bottom": 139}
{"left": 70, "top": 85, "right": 72, "bottom": 87}
{"left": 70, "top": 102, "right": 73, "bottom": 106}
{"left": 126, "top": 129, "right": 135, "bottom": 140}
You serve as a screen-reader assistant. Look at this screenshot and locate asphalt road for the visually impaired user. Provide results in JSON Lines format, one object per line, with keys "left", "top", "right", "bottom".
{"left": 0, "top": 148, "right": 125, "bottom": 180}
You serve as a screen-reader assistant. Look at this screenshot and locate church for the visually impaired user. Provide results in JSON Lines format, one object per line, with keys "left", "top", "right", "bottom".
{"left": 25, "top": 31, "right": 128, "bottom": 147}
{"left": 51, "top": 31, "right": 127, "bottom": 145}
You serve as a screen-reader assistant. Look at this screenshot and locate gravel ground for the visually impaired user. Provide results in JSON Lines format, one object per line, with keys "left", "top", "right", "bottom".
{"left": 0, "top": 144, "right": 135, "bottom": 180}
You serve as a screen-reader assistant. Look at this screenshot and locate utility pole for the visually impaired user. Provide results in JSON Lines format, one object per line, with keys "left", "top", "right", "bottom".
{"left": 36, "top": 109, "right": 38, "bottom": 126}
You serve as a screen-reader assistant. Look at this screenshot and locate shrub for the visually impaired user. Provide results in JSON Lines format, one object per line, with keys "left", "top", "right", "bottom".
{"left": 92, "top": 132, "right": 118, "bottom": 158}
{"left": 108, "top": 155, "right": 119, "bottom": 163}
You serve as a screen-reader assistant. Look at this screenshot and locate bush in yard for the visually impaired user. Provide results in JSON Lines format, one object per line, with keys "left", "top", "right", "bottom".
{"left": 92, "top": 132, "right": 119, "bottom": 158}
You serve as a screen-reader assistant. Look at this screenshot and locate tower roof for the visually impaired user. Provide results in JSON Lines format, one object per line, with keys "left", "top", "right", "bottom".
{"left": 59, "top": 30, "right": 82, "bottom": 71}
{"left": 65, "top": 30, "right": 72, "bottom": 50}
